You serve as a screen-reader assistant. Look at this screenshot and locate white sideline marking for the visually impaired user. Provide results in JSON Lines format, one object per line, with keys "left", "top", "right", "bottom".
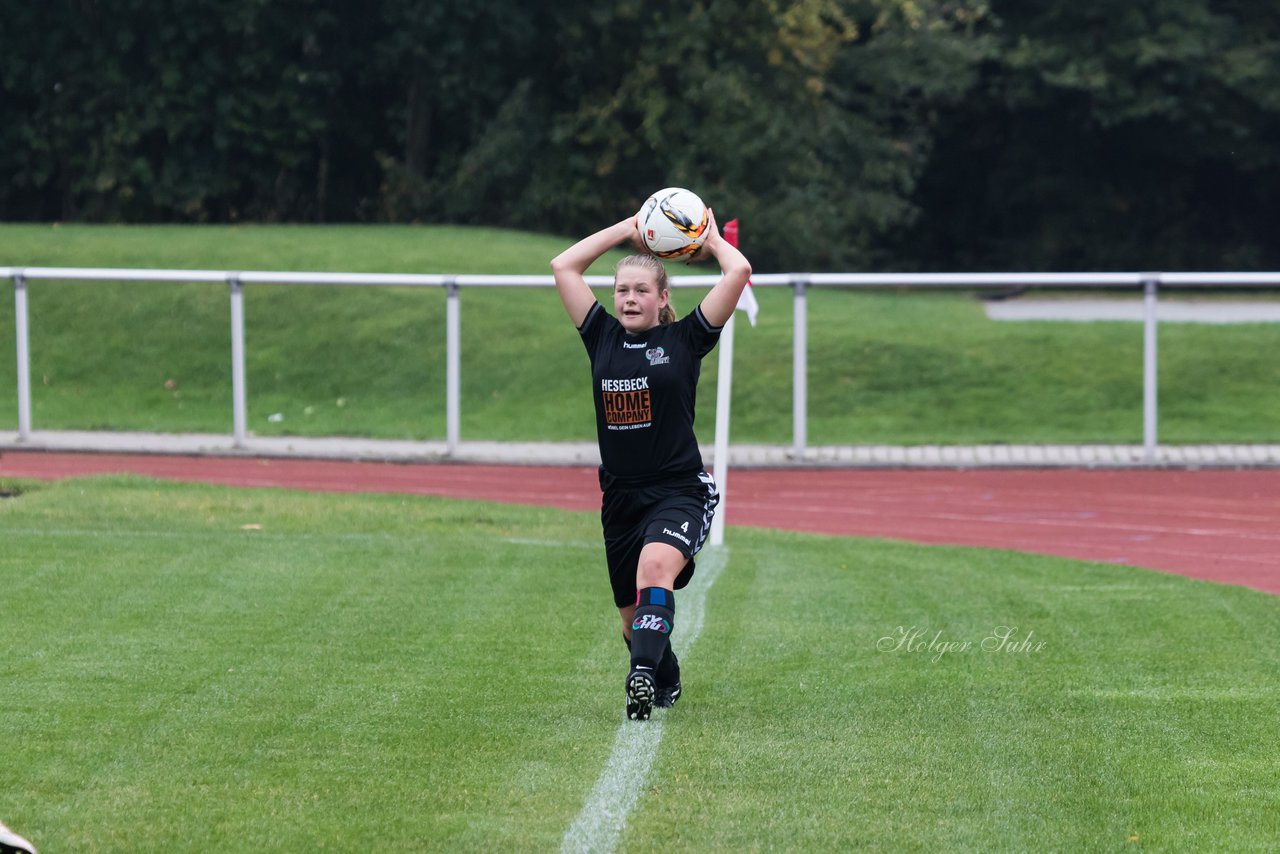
{"left": 560, "top": 546, "right": 728, "bottom": 854}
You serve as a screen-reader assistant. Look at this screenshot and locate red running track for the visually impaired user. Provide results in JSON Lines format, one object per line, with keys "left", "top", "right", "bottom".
{"left": 2, "top": 451, "right": 1277, "bottom": 596}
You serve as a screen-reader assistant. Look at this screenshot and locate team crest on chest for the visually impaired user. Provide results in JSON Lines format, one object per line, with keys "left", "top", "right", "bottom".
{"left": 646, "top": 346, "right": 670, "bottom": 366}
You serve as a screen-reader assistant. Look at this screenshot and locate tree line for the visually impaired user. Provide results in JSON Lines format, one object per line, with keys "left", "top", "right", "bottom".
{"left": 3, "top": 0, "right": 1277, "bottom": 271}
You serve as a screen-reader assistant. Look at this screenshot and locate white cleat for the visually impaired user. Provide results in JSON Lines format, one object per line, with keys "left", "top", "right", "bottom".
{"left": 0, "top": 821, "right": 36, "bottom": 854}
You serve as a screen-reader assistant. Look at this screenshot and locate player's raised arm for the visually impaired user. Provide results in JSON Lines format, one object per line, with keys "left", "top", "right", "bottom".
{"left": 690, "top": 209, "right": 752, "bottom": 329}
{"left": 550, "top": 217, "right": 643, "bottom": 327}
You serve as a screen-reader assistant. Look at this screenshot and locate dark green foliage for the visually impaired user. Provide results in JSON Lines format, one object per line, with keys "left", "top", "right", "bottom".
{"left": 2, "top": 1, "right": 1277, "bottom": 270}
{"left": 0, "top": 1, "right": 992, "bottom": 269}
{"left": 0, "top": 0, "right": 364, "bottom": 222}
{"left": 902, "top": 0, "right": 1280, "bottom": 270}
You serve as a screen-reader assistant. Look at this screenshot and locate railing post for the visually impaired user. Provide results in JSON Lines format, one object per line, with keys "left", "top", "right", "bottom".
{"left": 445, "top": 277, "right": 460, "bottom": 455}
{"left": 14, "top": 273, "right": 31, "bottom": 441}
{"left": 792, "top": 276, "right": 809, "bottom": 459}
{"left": 229, "top": 275, "right": 248, "bottom": 448}
{"left": 1142, "top": 275, "right": 1159, "bottom": 463}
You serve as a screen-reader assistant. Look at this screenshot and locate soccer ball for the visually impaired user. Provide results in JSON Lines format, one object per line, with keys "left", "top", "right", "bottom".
{"left": 638, "top": 187, "right": 710, "bottom": 260}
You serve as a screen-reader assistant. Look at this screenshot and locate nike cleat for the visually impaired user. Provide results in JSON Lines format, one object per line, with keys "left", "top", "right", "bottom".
{"left": 625, "top": 668, "right": 656, "bottom": 721}
{"left": 655, "top": 679, "right": 682, "bottom": 709}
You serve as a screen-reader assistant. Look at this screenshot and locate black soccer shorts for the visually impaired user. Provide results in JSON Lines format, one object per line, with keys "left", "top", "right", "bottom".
{"left": 598, "top": 469, "right": 719, "bottom": 608}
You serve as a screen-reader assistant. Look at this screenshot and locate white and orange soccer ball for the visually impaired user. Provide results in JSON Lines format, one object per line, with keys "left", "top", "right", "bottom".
{"left": 637, "top": 187, "right": 710, "bottom": 260}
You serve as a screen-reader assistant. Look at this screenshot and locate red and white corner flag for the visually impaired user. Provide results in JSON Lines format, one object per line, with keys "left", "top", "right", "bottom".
{"left": 722, "top": 218, "right": 758, "bottom": 326}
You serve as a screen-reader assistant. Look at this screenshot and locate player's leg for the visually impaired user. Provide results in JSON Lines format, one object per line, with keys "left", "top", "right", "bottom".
{"left": 618, "top": 604, "right": 637, "bottom": 642}
{"left": 602, "top": 487, "right": 656, "bottom": 719}
{"left": 637, "top": 543, "right": 687, "bottom": 707}
{"left": 654, "top": 646, "right": 681, "bottom": 707}
{"left": 635, "top": 542, "right": 688, "bottom": 590}
{"left": 631, "top": 476, "right": 718, "bottom": 713}
{"left": 625, "top": 542, "right": 686, "bottom": 720}
{"left": 620, "top": 602, "right": 680, "bottom": 707}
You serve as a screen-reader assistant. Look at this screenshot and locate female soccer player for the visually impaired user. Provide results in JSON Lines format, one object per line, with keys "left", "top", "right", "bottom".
{"left": 550, "top": 205, "right": 751, "bottom": 720}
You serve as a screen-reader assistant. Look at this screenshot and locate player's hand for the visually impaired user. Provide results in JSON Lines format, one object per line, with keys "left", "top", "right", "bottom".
{"left": 628, "top": 210, "right": 649, "bottom": 253}
{"left": 685, "top": 208, "right": 719, "bottom": 264}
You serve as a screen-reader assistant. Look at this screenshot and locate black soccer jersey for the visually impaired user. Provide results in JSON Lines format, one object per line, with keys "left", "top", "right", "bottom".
{"left": 578, "top": 301, "right": 722, "bottom": 487}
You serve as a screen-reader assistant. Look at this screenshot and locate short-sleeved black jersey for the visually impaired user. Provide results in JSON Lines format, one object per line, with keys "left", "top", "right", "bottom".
{"left": 578, "top": 301, "right": 722, "bottom": 487}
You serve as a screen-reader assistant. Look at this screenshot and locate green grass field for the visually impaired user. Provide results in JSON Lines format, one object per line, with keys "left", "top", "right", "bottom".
{"left": 3, "top": 477, "right": 1277, "bottom": 851}
{"left": 3, "top": 223, "right": 1280, "bottom": 444}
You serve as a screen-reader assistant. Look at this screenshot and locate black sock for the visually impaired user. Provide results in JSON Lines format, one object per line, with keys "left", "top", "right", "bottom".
{"left": 657, "top": 644, "right": 680, "bottom": 686}
{"left": 630, "top": 630, "right": 680, "bottom": 686}
{"left": 630, "top": 587, "right": 675, "bottom": 672}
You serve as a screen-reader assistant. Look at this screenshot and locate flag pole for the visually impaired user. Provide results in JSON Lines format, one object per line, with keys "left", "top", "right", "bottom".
{"left": 709, "top": 217, "right": 751, "bottom": 548}
{"left": 709, "top": 311, "right": 735, "bottom": 547}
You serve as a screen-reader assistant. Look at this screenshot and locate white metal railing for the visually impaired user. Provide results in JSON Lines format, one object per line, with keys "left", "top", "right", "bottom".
{"left": 6, "top": 267, "right": 1280, "bottom": 463}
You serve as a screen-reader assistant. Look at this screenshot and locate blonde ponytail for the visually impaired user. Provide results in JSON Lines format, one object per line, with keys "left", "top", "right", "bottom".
{"left": 658, "top": 299, "right": 676, "bottom": 325}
